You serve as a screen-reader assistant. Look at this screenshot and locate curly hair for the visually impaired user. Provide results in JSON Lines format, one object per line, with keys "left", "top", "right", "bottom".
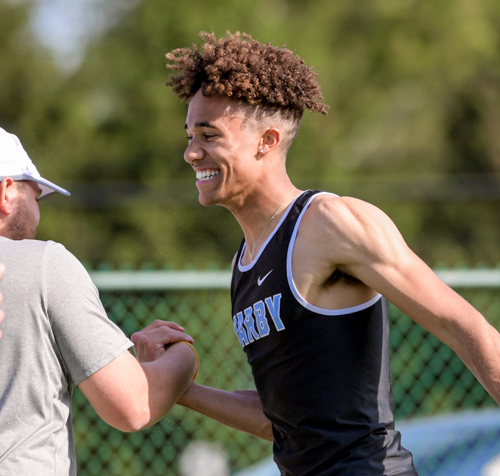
{"left": 165, "top": 31, "right": 329, "bottom": 120}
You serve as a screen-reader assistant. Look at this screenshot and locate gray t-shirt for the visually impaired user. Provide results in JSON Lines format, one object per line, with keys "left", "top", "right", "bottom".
{"left": 0, "top": 238, "right": 133, "bottom": 475}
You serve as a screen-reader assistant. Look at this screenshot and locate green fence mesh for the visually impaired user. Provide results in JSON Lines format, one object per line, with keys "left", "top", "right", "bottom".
{"left": 72, "top": 283, "right": 500, "bottom": 475}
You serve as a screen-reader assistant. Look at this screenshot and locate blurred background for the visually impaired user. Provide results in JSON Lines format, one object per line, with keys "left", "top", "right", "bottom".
{"left": 2, "top": 0, "right": 500, "bottom": 268}
{"left": 2, "top": 0, "right": 500, "bottom": 474}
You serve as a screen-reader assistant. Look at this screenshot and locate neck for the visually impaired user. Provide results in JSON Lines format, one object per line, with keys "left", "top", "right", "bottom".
{"left": 230, "top": 181, "right": 299, "bottom": 263}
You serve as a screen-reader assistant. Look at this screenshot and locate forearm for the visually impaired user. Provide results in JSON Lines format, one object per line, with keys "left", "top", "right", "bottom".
{"left": 178, "top": 384, "right": 274, "bottom": 441}
{"left": 450, "top": 316, "right": 500, "bottom": 405}
{"left": 414, "top": 287, "right": 500, "bottom": 405}
{"left": 366, "top": 252, "right": 500, "bottom": 405}
{"left": 80, "top": 344, "right": 197, "bottom": 432}
{"left": 139, "top": 342, "right": 198, "bottom": 428}
{"left": 129, "top": 320, "right": 272, "bottom": 438}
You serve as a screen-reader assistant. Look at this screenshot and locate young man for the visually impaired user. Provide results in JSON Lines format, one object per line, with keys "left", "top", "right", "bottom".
{"left": 133, "top": 32, "right": 500, "bottom": 475}
{"left": 0, "top": 127, "right": 199, "bottom": 475}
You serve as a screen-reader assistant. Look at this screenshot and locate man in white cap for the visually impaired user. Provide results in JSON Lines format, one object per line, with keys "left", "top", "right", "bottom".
{"left": 0, "top": 127, "right": 200, "bottom": 475}
{"left": 0, "top": 128, "right": 71, "bottom": 240}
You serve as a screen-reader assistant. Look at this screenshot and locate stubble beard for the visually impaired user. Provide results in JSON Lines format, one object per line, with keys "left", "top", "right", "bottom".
{"left": 7, "top": 199, "right": 38, "bottom": 240}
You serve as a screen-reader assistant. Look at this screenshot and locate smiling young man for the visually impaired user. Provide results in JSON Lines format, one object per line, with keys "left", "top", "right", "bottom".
{"left": 132, "top": 32, "right": 500, "bottom": 475}
{"left": 0, "top": 127, "right": 198, "bottom": 475}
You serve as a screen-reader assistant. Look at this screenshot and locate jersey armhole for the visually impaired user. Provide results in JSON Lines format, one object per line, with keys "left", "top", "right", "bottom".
{"left": 286, "top": 192, "right": 382, "bottom": 316}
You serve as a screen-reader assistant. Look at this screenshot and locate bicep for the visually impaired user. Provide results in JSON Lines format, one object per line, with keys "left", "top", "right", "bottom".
{"left": 78, "top": 350, "right": 149, "bottom": 432}
{"left": 45, "top": 244, "right": 131, "bottom": 384}
{"left": 315, "top": 197, "right": 500, "bottom": 404}
{"left": 320, "top": 197, "right": 478, "bottom": 347}
{"left": 365, "top": 247, "right": 492, "bottom": 363}
{"left": 355, "top": 244, "right": 467, "bottom": 345}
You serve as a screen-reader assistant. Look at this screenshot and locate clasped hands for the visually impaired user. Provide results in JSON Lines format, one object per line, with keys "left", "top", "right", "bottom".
{"left": 131, "top": 320, "right": 194, "bottom": 362}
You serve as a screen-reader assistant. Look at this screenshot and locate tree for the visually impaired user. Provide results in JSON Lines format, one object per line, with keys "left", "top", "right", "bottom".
{"left": 4, "top": 0, "right": 500, "bottom": 267}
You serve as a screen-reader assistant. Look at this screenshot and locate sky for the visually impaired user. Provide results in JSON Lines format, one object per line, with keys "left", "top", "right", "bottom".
{"left": 29, "top": 0, "right": 138, "bottom": 70}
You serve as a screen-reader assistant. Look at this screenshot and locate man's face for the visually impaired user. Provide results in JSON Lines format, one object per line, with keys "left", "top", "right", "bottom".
{"left": 184, "top": 91, "right": 263, "bottom": 209}
{"left": 8, "top": 181, "right": 41, "bottom": 240}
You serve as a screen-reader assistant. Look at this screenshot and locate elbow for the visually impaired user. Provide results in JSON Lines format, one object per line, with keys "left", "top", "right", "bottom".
{"left": 251, "top": 416, "right": 274, "bottom": 441}
{"left": 120, "top": 413, "right": 151, "bottom": 433}
{"left": 262, "top": 422, "right": 274, "bottom": 442}
{"left": 106, "top": 403, "right": 152, "bottom": 433}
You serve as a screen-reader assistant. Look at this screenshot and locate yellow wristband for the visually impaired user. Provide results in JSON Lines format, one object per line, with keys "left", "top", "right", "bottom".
{"left": 170, "top": 341, "right": 199, "bottom": 382}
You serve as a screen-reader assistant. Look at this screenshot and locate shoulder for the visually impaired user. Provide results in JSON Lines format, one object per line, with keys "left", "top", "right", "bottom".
{"left": 0, "top": 238, "right": 67, "bottom": 266}
{"left": 0, "top": 237, "right": 67, "bottom": 252}
{"left": 42, "top": 242, "right": 92, "bottom": 281}
{"left": 9, "top": 241, "right": 94, "bottom": 291}
{"left": 0, "top": 239, "right": 83, "bottom": 297}
{"left": 296, "top": 193, "right": 405, "bottom": 269}
{"left": 14, "top": 240, "right": 87, "bottom": 272}
{"left": 302, "top": 194, "right": 392, "bottom": 238}
{"left": 0, "top": 236, "right": 55, "bottom": 252}
{"left": 43, "top": 240, "right": 78, "bottom": 261}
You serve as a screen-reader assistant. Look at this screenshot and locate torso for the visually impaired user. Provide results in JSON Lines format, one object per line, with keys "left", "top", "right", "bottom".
{"left": 241, "top": 191, "right": 378, "bottom": 312}
{"left": 231, "top": 190, "right": 417, "bottom": 476}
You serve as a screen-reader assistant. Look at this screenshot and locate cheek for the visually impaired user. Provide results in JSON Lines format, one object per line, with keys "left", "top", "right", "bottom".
{"left": 33, "top": 203, "right": 41, "bottom": 224}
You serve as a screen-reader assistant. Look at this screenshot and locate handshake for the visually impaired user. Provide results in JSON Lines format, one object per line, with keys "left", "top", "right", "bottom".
{"left": 131, "top": 319, "right": 200, "bottom": 380}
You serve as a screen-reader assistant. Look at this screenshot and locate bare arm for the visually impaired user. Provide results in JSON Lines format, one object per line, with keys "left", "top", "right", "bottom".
{"left": 132, "top": 321, "right": 274, "bottom": 441}
{"left": 78, "top": 323, "right": 198, "bottom": 432}
{"left": 178, "top": 384, "right": 274, "bottom": 441}
{"left": 306, "top": 195, "right": 500, "bottom": 403}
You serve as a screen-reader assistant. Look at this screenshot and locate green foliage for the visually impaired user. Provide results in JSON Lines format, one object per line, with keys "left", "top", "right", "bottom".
{"left": 1, "top": 0, "right": 500, "bottom": 266}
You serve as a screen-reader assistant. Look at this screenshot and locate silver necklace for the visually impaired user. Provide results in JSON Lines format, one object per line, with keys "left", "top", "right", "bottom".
{"left": 248, "top": 187, "right": 296, "bottom": 261}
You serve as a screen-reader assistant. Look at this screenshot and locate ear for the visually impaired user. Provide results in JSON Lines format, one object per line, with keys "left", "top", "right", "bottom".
{"left": 259, "top": 128, "right": 281, "bottom": 155}
{"left": 0, "top": 178, "right": 17, "bottom": 215}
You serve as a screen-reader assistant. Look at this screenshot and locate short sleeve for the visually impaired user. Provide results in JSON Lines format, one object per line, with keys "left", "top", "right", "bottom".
{"left": 44, "top": 242, "right": 133, "bottom": 386}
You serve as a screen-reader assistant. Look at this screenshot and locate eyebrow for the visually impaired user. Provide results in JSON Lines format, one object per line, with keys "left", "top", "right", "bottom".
{"left": 184, "top": 121, "right": 218, "bottom": 130}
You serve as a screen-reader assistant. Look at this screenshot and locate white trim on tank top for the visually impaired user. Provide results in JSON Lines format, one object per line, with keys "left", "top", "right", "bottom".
{"left": 286, "top": 191, "right": 382, "bottom": 316}
{"left": 238, "top": 193, "right": 303, "bottom": 272}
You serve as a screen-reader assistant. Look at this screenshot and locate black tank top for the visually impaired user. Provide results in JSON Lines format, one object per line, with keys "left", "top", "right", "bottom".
{"left": 230, "top": 190, "right": 417, "bottom": 476}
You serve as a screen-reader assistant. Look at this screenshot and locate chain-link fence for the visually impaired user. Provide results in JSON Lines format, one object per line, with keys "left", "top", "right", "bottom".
{"left": 72, "top": 268, "right": 500, "bottom": 475}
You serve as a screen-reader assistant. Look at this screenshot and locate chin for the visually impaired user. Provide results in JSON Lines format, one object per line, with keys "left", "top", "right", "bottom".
{"left": 198, "top": 195, "right": 216, "bottom": 207}
{"left": 197, "top": 189, "right": 220, "bottom": 207}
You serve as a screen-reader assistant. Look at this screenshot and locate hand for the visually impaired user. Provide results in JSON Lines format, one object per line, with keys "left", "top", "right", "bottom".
{"left": 131, "top": 320, "right": 194, "bottom": 362}
{"left": 0, "top": 263, "right": 4, "bottom": 340}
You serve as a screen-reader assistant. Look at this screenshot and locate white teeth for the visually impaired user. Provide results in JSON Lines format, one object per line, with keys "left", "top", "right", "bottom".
{"left": 196, "top": 170, "right": 219, "bottom": 182}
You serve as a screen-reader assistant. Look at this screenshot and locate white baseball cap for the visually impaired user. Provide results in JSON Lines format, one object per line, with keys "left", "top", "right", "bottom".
{"left": 0, "top": 127, "right": 70, "bottom": 200}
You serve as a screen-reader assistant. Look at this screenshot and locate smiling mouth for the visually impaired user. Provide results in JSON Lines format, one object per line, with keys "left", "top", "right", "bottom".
{"left": 196, "top": 170, "right": 219, "bottom": 182}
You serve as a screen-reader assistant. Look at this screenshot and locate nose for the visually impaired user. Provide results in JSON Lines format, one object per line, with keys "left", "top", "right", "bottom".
{"left": 184, "top": 139, "right": 205, "bottom": 165}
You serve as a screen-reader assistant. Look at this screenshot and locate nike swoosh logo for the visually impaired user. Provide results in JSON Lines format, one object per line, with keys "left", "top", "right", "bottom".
{"left": 257, "top": 270, "right": 273, "bottom": 286}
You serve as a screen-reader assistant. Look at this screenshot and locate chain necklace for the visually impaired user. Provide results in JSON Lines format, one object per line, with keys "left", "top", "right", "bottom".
{"left": 248, "top": 187, "right": 296, "bottom": 261}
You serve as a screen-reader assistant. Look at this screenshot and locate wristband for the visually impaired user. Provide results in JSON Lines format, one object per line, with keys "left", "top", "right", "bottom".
{"left": 170, "top": 341, "right": 199, "bottom": 382}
